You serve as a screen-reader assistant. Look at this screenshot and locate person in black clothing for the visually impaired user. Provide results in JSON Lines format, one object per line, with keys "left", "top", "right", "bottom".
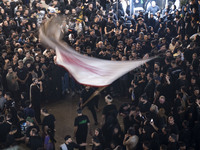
{"left": 48, "top": 56, "right": 64, "bottom": 100}
{"left": 15, "top": 60, "right": 29, "bottom": 93}
{"left": 101, "top": 95, "right": 118, "bottom": 148}
{"left": 0, "top": 115, "right": 12, "bottom": 147}
{"left": 60, "top": 135, "right": 87, "bottom": 150}
{"left": 74, "top": 109, "right": 90, "bottom": 150}
{"left": 28, "top": 128, "right": 43, "bottom": 150}
{"left": 80, "top": 86, "right": 98, "bottom": 125}
{"left": 6, "top": 125, "right": 18, "bottom": 147}
{"left": 167, "top": 134, "right": 178, "bottom": 150}
{"left": 119, "top": 103, "right": 131, "bottom": 133}
{"left": 138, "top": 94, "right": 151, "bottom": 114}
{"left": 144, "top": 73, "right": 155, "bottom": 103}
{"left": 4, "top": 92, "right": 15, "bottom": 113}
{"left": 30, "top": 78, "right": 43, "bottom": 124}
{"left": 41, "top": 108, "right": 56, "bottom": 136}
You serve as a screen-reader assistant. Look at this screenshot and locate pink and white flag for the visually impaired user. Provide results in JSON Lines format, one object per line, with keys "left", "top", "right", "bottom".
{"left": 39, "top": 17, "right": 154, "bottom": 86}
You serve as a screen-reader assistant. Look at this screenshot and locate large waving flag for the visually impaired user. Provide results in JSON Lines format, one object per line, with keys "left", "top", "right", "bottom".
{"left": 39, "top": 17, "right": 154, "bottom": 87}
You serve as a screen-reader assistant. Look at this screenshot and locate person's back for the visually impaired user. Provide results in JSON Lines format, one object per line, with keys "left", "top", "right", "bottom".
{"left": 29, "top": 135, "right": 43, "bottom": 150}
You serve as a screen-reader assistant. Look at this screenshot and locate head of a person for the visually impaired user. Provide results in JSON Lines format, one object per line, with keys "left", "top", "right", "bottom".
{"left": 194, "top": 87, "right": 199, "bottom": 95}
{"left": 160, "top": 144, "right": 167, "bottom": 150}
{"left": 94, "top": 128, "right": 102, "bottom": 136}
{"left": 88, "top": 3, "right": 93, "bottom": 10}
{"left": 5, "top": 92, "right": 12, "bottom": 100}
{"left": 7, "top": 66, "right": 13, "bottom": 73}
{"left": 85, "top": 86, "right": 90, "bottom": 91}
{"left": 105, "top": 94, "right": 113, "bottom": 103}
{"left": 150, "top": 104, "right": 158, "bottom": 113}
{"left": 196, "top": 96, "right": 200, "bottom": 105}
{"left": 140, "top": 94, "right": 148, "bottom": 103}
{"left": 142, "top": 141, "right": 151, "bottom": 150}
{"left": 179, "top": 71, "right": 186, "bottom": 80}
{"left": 168, "top": 116, "right": 174, "bottom": 125}
{"left": 179, "top": 142, "right": 186, "bottom": 150}
{"left": 152, "top": 1, "right": 156, "bottom": 7}
{"left": 30, "top": 128, "right": 38, "bottom": 136}
{"left": 168, "top": 133, "right": 176, "bottom": 142}
{"left": 18, "top": 60, "right": 23, "bottom": 68}
{"left": 147, "top": 73, "right": 153, "bottom": 81}
{"left": 41, "top": 108, "right": 48, "bottom": 115}
{"left": 159, "top": 96, "right": 165, "bottom": 104}
{"left": 26, "top": 116, "right": 34, "bottom": 126}
{"left": 64, "top": 135, "right": 72, "bottom": 144}
{"left": 127, "top": 127, "right": 135, "bottom": 136}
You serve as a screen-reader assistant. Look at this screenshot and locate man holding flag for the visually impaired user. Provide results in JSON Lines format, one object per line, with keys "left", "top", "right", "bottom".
{"left": 80, "top": 86, "right": 99, "bottom": 125}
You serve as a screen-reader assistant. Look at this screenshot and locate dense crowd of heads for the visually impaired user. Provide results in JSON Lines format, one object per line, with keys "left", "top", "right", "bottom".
{"left": 0, "top": 0, "right": 200, "bottom": 149}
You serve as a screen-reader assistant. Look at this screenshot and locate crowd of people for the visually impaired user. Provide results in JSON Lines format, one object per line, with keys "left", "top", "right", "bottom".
{"left": 0, "top": 0, "right": 200, "bottom": 149}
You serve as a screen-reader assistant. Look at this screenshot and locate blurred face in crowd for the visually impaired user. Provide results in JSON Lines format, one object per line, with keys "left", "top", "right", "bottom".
{"left": 13, "top": 55, "right": 18, "bottom": 62}
{"left": 191, "top": 78, "right": 196, "bottom": 85}
{"left": 18, "top": 6, "right": 23, "bottom": 12}
{"left": 18, "top": 48, "right": 23, "bottom": 54}
{"left": 138, "top": 20, "right": 143, "bottom": 25}
{"left": 154, "top": 63, "right": 160, "bottom": 71}
{"left": 85, "top": 86, "right": 90, "bottom": 91}
{"left": 152, "top": 1, "right": 156, "bottom": 7}
{"left": 18, "top": 61, "right": 23, "bottom": 68}
{"left": 144, "top": 35, "right": 148, "bottom": 41}
{"left": 95, "top": 129, "right": 99, "bottom": 136}
{"left": 71, "top": 9, "right": 76, "bottom": 15}
{"left": 75, "top": 46, "right": 80, "bottom": 52}
{"left": 192, "top": 53, "right": 197, "bottom": 60}
{"left": 3, "top": 20, "right": 8, "bottom": 26}
{"left": 168, "top": 116, "right": 174, "bottom": 125}
{"left": 41, "top": 57, "right": 45, "bottom": 63}
{"left": 26, "top": 52, "right": 31, "bottom": 58}
{"left": 194, "top": 89, "right": 199, "bottom": 95}
{"left": 89, "top": 3, "right": 93, "bottom": 10}
{"left": 24, "top": 9, "right": 29, "bottom": 15}
{"left": 8, "top": 67, "right": 13, "bottom": 73}
{"left": 159, "top": 96, "right": 165, "bottom": 104}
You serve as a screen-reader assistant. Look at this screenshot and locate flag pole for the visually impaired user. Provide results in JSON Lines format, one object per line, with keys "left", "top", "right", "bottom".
{"left": 81, "top": 86, "right": 107, "bottom": 108}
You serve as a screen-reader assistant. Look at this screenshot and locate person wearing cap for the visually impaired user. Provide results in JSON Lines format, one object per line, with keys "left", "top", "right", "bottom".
{"left": 60, "top": 135, "right": 87, "bottom": 150}
{"left": 101, "top": 94, "right": 118, "bottom": 148}
{"left": 74, "top": 108, "right": 90, "bottom": 150}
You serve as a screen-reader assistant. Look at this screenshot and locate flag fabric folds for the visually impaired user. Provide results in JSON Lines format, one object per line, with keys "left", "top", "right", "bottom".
{"left": 39, "top": 17, "right": 154, "bottom": 87}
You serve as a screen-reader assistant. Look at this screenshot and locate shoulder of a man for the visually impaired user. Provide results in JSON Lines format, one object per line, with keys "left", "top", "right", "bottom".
{"left": 60, "top": 143, "right": 68, "bottom": 150}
